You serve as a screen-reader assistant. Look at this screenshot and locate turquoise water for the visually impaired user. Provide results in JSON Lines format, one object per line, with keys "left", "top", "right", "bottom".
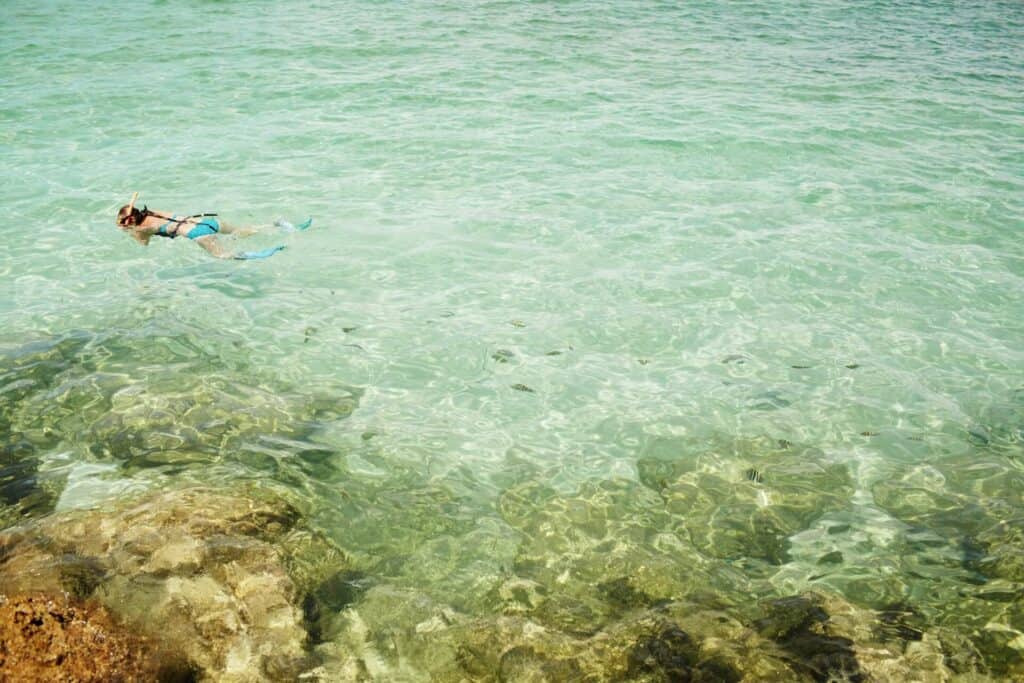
{"left": 3, "top": 0, "right": 1024, "bottom": 678}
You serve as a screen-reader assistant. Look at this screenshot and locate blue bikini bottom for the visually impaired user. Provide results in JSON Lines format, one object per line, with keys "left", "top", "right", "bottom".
{"left": 185, "top": 217, "right": 220, "bottom": 240}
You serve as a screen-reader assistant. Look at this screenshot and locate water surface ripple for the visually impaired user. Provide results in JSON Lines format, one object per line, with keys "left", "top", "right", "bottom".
{"left": 2, "top": 0, "right": 1024, "bottom": 679}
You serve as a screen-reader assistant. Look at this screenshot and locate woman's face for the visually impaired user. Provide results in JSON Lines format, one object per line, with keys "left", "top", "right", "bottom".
{"left": 117, "top": 207, "right": 140, "bottom": 229}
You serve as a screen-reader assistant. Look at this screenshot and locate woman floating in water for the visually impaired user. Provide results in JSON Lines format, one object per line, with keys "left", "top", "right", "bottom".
{"left": 116, "top": 192, "right": 310, "bottom": 260}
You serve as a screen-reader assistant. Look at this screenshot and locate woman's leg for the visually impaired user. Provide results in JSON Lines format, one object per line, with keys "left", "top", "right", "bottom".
{"left": 194, "top": 235, "right": 233, "bottom": 259}
{"left": 217, "top": 221, "right": 259, "bottom": 237}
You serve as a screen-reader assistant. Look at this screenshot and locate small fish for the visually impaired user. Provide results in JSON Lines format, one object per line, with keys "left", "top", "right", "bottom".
{"left": 744, "top": 468, "right": 764, "bottom": 483}
{"left": 511, "top": 383, "right": 534, "bottom": 393}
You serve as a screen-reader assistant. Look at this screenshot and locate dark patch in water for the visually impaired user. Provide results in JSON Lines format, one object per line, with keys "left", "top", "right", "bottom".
{"left": 876, "top": 604, "right": 924, "bottom": 644}
{"left": 966, "top": 425, "right": 990, "bottom": 445}
{"left": 817, "top": 551, "right": 843, "bottom": 565}
{"left": 960, "top": 535, "right": 988, "bottom": 576}
{"left": 302, "top": 569, "right": 370, "bottom": 643}
{"left": 749, "top": 390, "right": 792, "bottom": 410}
{"left": 598, "top": 576, "right": 655, "bottom": 609}
{"left": 976, "top": 589, "right": 1021, "bottom": 603}
{"left": 627, "top": 625, "right": 697, "bottom": 679}
{"left": 756, "top": 596, "right": 863, "bottom": 683}
{"left": 627, "top": 624, "right": 741, "bottom": 683}
{"left": 511, "top": 383, "right": 534, "bottom": 393}
{"left": 57, "top": 553, "right": 107, "bottom": 599}
{"left": 491, "top": 349, "right": 514, "bottom": 363}
{"left": 0, "top": 457, "right": 48, "bottom": 511}
{"left": 155, "top": 660, "right": 202, "bottom": 683}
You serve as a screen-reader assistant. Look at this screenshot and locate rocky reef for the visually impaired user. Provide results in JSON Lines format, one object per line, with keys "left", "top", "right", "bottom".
{"left": 306, "top": 584, "right": 963, "bottom": 682}
{"left": 0, "top": 487, "right": 347, "bottom": 681}
{"left": 2, "top": 329, "right": 1022, "bottom": 679}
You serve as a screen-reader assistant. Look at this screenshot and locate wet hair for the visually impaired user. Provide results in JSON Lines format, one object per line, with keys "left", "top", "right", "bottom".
{"left": 116, "top": 204, "right": 147, "bottom": 227}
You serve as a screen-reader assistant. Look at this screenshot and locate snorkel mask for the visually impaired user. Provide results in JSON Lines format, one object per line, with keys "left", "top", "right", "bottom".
{"left": 118, "top": 192, "right": 145, "bottom": 227}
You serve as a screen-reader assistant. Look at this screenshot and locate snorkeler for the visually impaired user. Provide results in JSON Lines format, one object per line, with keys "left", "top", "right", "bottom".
{"left": 116, "top": 192, "right": 311, "bottom": 260}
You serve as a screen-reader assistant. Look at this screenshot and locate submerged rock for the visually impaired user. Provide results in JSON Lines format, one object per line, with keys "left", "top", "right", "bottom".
{"left": 308, "top": 583, "right": 975, "bottom": 682}
{"left": 0, "top": 330, "right": 359, "bottom": 520}
{"left": 872, "top": 459, "right": 1024, "bottom": 677}
{"left": 638, "top": 436, "right": 854, "bottom": 564}
{"left": 498, "top": 477, "right": 708, "bottom": 633}
{"left": 0, "top": 488, "right": 348, "bottom": 681}
{"left": 310, "top": 585, "right": 810, "bottom": 682}
{"left": 0, "top": 334, "right": 94, "bottom": 520}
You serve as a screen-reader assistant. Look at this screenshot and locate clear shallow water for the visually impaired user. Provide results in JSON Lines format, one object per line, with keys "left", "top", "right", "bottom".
{"left": 2, "top": 0, "right": 1024, "bottom": 678}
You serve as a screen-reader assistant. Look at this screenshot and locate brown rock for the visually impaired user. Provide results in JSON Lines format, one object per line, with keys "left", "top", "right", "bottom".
{"left": 0, "top": 488, "right": 342, "bottom": 681}
{"left": 0, "top": 593, "right": 162, "bottom": 682}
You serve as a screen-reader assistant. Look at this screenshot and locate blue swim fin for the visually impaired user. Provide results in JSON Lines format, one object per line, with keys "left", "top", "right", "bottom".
{"left": 275, "top": 217, "right": 313, "bottom": 232}
{"left": 235, "top": 245, "right": 285, "bottom": 260}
